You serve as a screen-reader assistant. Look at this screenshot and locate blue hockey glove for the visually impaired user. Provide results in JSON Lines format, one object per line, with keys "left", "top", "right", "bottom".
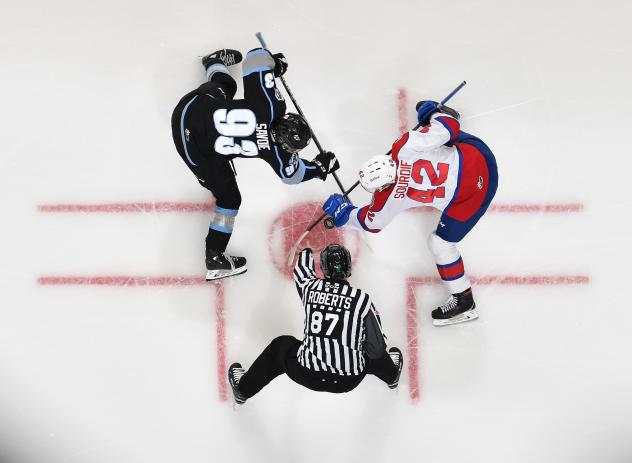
{"left": 323, "top": 194, "right": 355, "bottom": 227}
{"left": 416, "top": 100, "right": 438, "bottom": 126}
{"left": 416, "top": 100, "right": 460, "bottom": 126}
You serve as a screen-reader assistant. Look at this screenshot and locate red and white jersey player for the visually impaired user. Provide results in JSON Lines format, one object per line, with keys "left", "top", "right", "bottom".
{"left": 323, "top": 105, "right": 499, "bottom": 326}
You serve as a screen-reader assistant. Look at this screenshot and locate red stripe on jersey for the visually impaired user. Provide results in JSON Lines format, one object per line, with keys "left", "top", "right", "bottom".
{"left": 434, "top": 116, "right": 460, "bottom": 142}
{"left": 390, "top": 132, "right": 409, "bottom": 165}
{"left": 437, "top": 258, "right": 465, "bottom": 280}
{"left": 357, "top": 206, "right": 381, "bottom": 233}
{"left": 363, "top": 132, "right": 408, "bottom": 215}
{"left": 444, "top": 143, "right": 489, "bottom": 221}
{"left": 369, "top": 183, "right": 395, "bottom": 213}
{"left": 357, "top": 131, "right": 410, "bottom": 232}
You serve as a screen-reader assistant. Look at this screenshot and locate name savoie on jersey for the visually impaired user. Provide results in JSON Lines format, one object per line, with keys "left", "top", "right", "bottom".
{"left": 307, "top": 290, "right": 353, "bottom": 310}
{"left": 256, "top": 123, "right": 270, "bottom": 150}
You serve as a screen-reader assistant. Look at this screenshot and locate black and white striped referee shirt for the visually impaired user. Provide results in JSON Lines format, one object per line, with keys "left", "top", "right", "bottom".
{"left": 293, "top": 249, "right": 388, "bottom": 376}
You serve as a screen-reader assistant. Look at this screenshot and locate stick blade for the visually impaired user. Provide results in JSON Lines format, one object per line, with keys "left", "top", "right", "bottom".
{"left": 286, "top": 230, "right": 308, "bottom": 267}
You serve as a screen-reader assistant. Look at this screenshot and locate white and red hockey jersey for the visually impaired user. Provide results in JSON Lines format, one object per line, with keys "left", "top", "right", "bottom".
{"left": 347, "top": 112, "right": 490, "bottom": 232}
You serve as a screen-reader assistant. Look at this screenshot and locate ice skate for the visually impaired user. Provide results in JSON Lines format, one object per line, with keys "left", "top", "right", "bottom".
{"left": 228, "top": 363, "right": 247, "bottom": 405}
{"left": 202, "top": 49, "right": 242, "bottom": 69}
{"left": 387, "top": 347, "right": 403, "bottom": 389}
{"left": 432, "top": 288, "right": 478, "bottom": 326}
{"left": 205, "top": 250, "right": 247, "bottom": 281}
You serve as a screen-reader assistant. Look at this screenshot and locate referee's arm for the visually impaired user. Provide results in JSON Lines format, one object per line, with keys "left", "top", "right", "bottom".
{"left": 293, "top": 248, "right": 318, "bottom": 299}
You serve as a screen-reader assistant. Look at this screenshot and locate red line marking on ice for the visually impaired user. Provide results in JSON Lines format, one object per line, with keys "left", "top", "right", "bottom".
{"left": 214, "top": 282, "right": 228, "bottom": 402}
{"left": 405, "top": 279, "right": 419, "bottom": 403}
{"left": 37, "top": 275, "right": 207, "bottom": 285}
{"left": 38, "top": 275, "right": 228, "bottom": 402}
{"left": 37, "top": 201, "right": 584, "bottom": 215}
{"left": 486, "top": 203, "right": 584, "bottom": 213}
{"left": 408, "top": 203, "right": 584, "bottom": 214}
{"left": 37, "top": 202, "right": 213, "bottom": 213}
{"left": 398, "top": 87, "right": 408, "bottom": 134}
{"left": 405, "top": 274, "right": 590, "bottom": 402}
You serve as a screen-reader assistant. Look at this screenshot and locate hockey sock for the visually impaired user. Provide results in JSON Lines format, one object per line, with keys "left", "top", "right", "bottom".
{"left": 427, "top": 232, "right": 471, "bottom": 294}
{"left": 205, "top": 62, "right": 229, "bottom": 81}
{"left": 206, "top": 206, "right": 238, "bottom": 255}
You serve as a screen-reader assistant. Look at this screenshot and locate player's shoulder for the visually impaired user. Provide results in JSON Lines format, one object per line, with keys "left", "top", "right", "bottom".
{"left": 346, "top": 283, "right": 372, "bottom": 302}
{"left": 397, "top": 128, "right": 443, "bottom": 151}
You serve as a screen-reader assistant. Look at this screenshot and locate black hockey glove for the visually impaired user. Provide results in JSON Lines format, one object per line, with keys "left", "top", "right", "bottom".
{"left": 415, "top": 100, "right": 460, "bottom": 126}
{"left": 313, "top": 151, "right": 340, "bottom": 180}
{"left": 273, "top": 53, "right": 288, "bottom": 77}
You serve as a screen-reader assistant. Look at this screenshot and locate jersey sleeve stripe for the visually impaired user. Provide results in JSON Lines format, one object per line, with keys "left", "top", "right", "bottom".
{"left": 179, "top": 95, "right": 199, "bottom": 167}
{"left": 390, "top": 132, "right": 410, "bottom": 164}
{"left": 258, "top": 72, "right": 274, "bottom": 123}
{"left": 242, "top": 65, "right": 274, "bottom": 77}
{"left": 434, "top": 115, "right": 460, "bottom": 141}
{"left": 356, "top": 207, "right": 381, "bottom": 233}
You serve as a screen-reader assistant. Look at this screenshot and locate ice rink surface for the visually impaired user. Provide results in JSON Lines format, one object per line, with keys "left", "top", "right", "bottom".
{"left": 1, "top": 0, "right": 632, "bottom": 462}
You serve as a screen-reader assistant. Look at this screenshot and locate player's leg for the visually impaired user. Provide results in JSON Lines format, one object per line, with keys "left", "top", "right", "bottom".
{"left": 427, "top": 232, "right": 477, "bottom": 326}
{"left": 171, "top": 97, "right": 245, "bottom": 280}
{"left": 202, "top": 157, "right": 247, "bottom": 281}
{"left": 229, "top": 335, "right": 301, "bottom": 404}
{"left": 365, "top": 347, "right": 403, "bottom": 389}
{"left": 429, "top": 143, "right": 498, "bottom": 326}
{"left": 198, "top": 48, "right": 241, "bottom": 100}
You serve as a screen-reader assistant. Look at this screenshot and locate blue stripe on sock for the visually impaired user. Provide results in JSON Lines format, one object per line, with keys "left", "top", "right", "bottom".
{"left": 437, "top": 257, "right": 463, "bottom": 268}
{"left": 209, "top": 223, "right": 233, "bottom": 233}
{"left": 206, "top": 62, "right": 229, "bottom": 77}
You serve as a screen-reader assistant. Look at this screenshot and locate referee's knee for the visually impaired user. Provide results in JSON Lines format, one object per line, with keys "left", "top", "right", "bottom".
{"left": 269, "top": 335, "right": 299, "bottom": 353}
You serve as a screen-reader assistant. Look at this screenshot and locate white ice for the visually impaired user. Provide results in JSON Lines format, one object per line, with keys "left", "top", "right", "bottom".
{"left": 1, "top": 0, "right": 632, "bottom": 462}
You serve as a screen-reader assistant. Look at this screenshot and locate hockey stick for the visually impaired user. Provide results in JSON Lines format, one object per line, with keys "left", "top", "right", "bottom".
{"left": 327, "top": 80, "right": 467, "bottom": 205}
{"left": 255, "top": 32, "right": 348, "bottom": 195}
{"left": 285, "top": 80, "right": 467, "bottom": 266}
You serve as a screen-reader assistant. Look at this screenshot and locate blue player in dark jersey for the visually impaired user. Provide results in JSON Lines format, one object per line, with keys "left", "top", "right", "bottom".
{"left": 171, "top": 48, "right": 339, "bottom": 280}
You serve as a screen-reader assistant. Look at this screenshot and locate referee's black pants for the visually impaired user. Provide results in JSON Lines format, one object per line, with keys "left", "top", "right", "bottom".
{"left": 238, "top": 335, "right": 399, "bottom": 399}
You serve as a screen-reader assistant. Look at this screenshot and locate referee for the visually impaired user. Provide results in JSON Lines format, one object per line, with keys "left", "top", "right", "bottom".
{"left": 227, "top": 244, "right": 403, "bottom": 404}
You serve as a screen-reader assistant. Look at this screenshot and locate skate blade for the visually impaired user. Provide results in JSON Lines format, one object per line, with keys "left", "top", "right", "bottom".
{"left": 433, "top": 309, "right": 479, "bottom": 327}
{"left": 205, "top": 267, "right": 248, "bottom": 281}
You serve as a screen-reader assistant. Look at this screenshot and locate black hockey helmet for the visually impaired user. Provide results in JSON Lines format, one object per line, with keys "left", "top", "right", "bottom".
{"left": 320, "top": 243, "right": 352, "bottom": 280}
{"left": 270, "top": 113, "right": 311, "bottom": 153}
